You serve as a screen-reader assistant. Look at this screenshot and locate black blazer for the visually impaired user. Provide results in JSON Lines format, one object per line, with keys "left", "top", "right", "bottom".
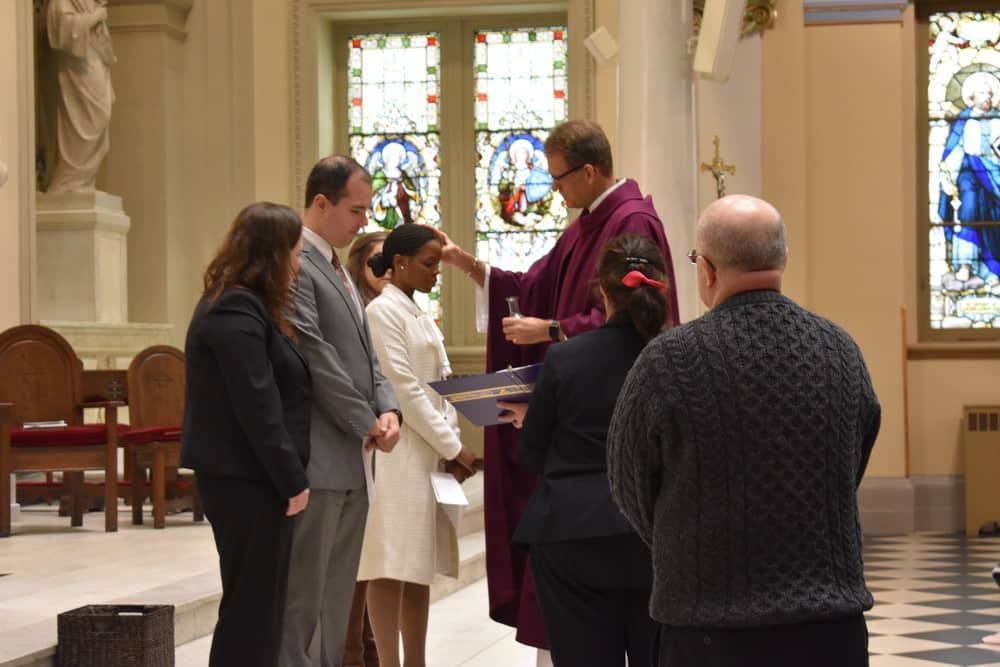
{"left": 513, "top": 320, "right": 648, "bottom": 545}
{"left": 181, "top": 288, "right": 311, "bottom": 499}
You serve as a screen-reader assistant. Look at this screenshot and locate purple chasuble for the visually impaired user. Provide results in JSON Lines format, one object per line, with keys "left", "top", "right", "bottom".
{"left": 482, "top": 178, "right": 679, "bottom": 647}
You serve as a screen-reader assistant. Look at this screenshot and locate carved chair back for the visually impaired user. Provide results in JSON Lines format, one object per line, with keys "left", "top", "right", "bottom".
{"left": 0, "top": 325, "right": 83, "bottom": 427}
{"left": 127, "top": 345, "right": 184, "bottom": 428}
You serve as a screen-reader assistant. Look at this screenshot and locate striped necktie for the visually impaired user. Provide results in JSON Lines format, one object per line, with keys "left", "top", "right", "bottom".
{"left": 331, "top": 255, "right": 364, "bottom": 319}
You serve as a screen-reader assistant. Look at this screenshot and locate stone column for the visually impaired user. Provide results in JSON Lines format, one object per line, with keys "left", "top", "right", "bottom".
{"left": 103, "top": 0, "right": 193, "bottom": 326}
{"left": 2, "top": 0, "right": 37, "bottom": 523}
{"left": 617, "top": 0, "right": 699, "bottom": 323}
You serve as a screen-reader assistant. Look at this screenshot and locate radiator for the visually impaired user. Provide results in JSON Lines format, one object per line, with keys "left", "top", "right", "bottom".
{"left": 963, "top": 405, "right": 1000, "bottom": 537}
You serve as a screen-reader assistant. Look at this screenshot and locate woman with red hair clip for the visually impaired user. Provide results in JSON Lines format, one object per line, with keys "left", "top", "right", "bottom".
{"left": 501, "top": 233, "right": 672, "bottom": 666}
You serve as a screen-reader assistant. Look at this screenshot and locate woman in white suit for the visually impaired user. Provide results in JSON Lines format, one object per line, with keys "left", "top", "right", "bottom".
{"left": 358, "top": 224, "right": 478, "bottom": 667}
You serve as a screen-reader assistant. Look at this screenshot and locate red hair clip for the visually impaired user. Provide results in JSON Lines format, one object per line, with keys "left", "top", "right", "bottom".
{"left": 622, "top": 270, "right": 667, "bottom": 292}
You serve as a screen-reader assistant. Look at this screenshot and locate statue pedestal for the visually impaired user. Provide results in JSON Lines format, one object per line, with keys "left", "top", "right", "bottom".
{"left": 36, "top": 190, "right": 131, "bottom": 323}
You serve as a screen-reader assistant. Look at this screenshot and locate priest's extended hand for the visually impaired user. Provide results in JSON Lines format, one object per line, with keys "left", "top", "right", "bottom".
{"left": 426, "top": 225, "right": 463, "bottom": 265}
{"left": 502, "top": 316, "right": 550, "bottom": 345}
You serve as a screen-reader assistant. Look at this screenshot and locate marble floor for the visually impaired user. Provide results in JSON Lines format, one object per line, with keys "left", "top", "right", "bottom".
{"left": 176, "top": 578, "right": 538, "bottom": 667}
{"left": 180, "top": 533, "right": 1000, "bottom": 666}
{"left": 0, "top": 504, "right": 219, "bottom": 665}
{"left": 865, "top": 533, "right": 1000, "bottom": 666}
{"left": 2, "top": 502, "right": 1000, "bottom": 666}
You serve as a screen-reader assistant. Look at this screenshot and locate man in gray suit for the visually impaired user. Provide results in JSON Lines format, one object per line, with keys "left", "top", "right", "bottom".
{"left": 281, "top": 155, "right": 401, "bottom": 667}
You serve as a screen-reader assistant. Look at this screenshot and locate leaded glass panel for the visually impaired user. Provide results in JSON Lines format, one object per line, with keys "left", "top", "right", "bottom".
{"left": 348, "top": 32, "right": 442, "bottom": 321}
{"left": 473, "top": 27, "right": 569, "bottom": 272}
{"left": 927, "top": 12, "right": 1000, "bottom": 329}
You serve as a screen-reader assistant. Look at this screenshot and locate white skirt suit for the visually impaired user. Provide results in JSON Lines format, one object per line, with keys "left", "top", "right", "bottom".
{"left": 357, "top": 284, "right": 462, "bottom": 585}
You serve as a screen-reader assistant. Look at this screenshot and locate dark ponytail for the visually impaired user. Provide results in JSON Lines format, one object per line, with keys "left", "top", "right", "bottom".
{"left": 597, "top": 234, "right": 670, "bottom": 341}
{"left": 367, "top": 223, "right": 437, "bottom": 278}
{"left": 366, "top": 251, "right": 392, "bottom": 278}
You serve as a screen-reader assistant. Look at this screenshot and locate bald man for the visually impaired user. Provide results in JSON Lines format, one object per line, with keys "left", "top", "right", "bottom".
{"left": 607, "top": 195, "right": 881, "bottom": 667}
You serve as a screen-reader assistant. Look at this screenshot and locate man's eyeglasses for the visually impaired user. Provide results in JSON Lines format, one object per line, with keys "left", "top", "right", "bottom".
{"left": 687, "top": 249, "right": 717, "bottom": 272}
{"left": 550, "top": 163, "right": 586, "bottom": 183}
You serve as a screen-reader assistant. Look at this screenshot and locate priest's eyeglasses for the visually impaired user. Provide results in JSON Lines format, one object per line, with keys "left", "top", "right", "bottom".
{"left": 550, "top": 163, "right": 587, "bottom": 183}
{"left": 687, "top": 249, "right": 717, "bottom": 272}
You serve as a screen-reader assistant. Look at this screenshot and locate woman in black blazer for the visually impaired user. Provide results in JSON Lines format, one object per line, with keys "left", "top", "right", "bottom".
{"left": 181, "top": 202, "right": 311, "bottom": 667}
{"left": 507, "top": 234, "right": 671, "bottom": 667}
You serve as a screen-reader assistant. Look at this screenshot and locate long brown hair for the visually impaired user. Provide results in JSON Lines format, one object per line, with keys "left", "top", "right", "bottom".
{"left": 347, "top": 231, "right": 388, "bottom": 305}
{"left": 597, "top": 234, "right": 670, "bottom": 341}
{"left": 203, "top": 202, "right": 302, "bottom": 338}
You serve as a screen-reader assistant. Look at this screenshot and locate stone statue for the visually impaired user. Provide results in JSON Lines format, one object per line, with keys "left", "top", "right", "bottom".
{"left": 44, "top": 0, "right": 115, "bottom": 194}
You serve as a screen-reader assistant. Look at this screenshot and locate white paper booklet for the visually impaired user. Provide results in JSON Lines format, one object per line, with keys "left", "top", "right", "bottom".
{"left": 22, "top": 420, "right": 68, "bottom": 429}
{"left": 430, "top": 471, "right": 468, "bottom": 529}
{"left": 362, "top": 439, "right": 376, "bottom": 505}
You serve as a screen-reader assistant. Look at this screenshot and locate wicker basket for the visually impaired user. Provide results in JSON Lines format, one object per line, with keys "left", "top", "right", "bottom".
{"left": 57, "top": 604, "right": 174, "bottom": 667}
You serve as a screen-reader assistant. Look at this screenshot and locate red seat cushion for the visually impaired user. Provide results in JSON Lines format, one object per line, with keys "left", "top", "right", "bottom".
{"left": 10, "top": 425, "right": 114, "bottom": 447}
{"left": 122, "top": 426, "right": 182, "bottom": 445}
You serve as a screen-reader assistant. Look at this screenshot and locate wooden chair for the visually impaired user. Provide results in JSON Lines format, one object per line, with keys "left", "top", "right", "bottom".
{"left": 0, "top": 325, "right": 121, "bottom": 536}
{"left": 20, "top": 370, "right": 129, "bottom": 514}
{"left": 124, "top": 344, "right": 202, "bottom": 528}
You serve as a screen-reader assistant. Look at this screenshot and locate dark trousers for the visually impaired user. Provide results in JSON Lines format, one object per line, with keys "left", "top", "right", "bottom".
{"left": 530, "top": 533, "right": 655, "bottom": 667}
{"left": 657, "top": 614, "right": 869, "bottom": 667}
{"left": 198, "top": 474, "right": 297, "bottom": 667}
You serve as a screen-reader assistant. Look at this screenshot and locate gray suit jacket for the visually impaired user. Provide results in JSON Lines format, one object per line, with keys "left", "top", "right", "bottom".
{"left": 290, "top": 239, "right": 399, "bottom": 490}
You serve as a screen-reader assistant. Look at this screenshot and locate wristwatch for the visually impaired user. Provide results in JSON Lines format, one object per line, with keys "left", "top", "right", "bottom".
{"left": 548, "top": 320, "right": 561, "bottom": 342}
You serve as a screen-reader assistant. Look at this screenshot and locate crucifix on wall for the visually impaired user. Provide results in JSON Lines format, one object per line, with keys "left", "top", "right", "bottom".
{"left": 700, "top": 134, "right": 736, "bottom": 199}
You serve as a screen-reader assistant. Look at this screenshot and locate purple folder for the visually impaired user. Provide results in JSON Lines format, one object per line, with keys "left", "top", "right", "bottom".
{"left": 429, "top": 363, "right": 542, "bottom": 427}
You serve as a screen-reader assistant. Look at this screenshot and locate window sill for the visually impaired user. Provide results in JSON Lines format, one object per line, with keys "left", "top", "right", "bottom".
{"left": 907, "top": 342, "right": 1000, "bottom": 360}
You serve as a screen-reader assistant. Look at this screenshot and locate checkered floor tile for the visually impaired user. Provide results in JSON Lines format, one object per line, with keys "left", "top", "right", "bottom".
{"left": 865, "top": 533, "right": 1000, "bottom": 665}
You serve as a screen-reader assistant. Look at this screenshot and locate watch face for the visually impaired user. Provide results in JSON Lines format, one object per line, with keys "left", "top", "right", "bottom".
{"left": 549, "top": 321, "right": 560, "bottom": 341}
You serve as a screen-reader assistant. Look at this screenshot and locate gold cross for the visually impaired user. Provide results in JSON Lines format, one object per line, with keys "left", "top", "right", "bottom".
{"left": 700, "top": 135, "right": 736, "bottom": 199}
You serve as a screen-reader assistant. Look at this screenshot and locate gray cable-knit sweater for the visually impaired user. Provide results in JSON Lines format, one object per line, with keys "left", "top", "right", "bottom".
{"left": 607, "top": 289, "right": 880, "bottom": 628}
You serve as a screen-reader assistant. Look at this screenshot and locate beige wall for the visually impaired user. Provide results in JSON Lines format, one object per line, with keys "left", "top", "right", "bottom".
{"left": 764, "top": 0, "right": 908, "bottom": 477}
{"left": 0, "top": 1, "right": 33, "bottom": 331}
{"left": 803, "top": 21, "right": 908, "bottom": 477}
{"left": 762, "top": 3, "right": 1000, "bottom": 481}
{"left": 908, "top": 359, "right": 1000, "bottom": 475}
{"left": 761, "top": 0, "right": 808, "bottom": 307}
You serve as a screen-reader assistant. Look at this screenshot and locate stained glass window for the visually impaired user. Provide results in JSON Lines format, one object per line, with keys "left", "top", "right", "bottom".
{"left": 927, "top": 12, "right": 1000, "bottom": 329}
{"left": 348, "top": 32, "right": 442, "bottom": 321}
{"left": 473, "top": 27, "right": 569, "bottom": 272}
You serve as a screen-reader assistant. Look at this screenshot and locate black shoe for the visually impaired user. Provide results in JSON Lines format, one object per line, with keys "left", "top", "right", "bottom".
{"left": 993, "top": 563, "right": 1000, "bottom": 588}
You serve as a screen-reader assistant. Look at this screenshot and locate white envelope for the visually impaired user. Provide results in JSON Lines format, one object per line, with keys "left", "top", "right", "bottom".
{"left": 430, "top": 471, "right": 468, "bottom": 529}
{"left": 362, "top": 440, "right": 376, "bottom": 504}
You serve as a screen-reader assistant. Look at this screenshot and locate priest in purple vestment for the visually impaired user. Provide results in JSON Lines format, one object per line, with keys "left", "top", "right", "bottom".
{"left": 436, "top": 120, "right": 679, "bottom": 649}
